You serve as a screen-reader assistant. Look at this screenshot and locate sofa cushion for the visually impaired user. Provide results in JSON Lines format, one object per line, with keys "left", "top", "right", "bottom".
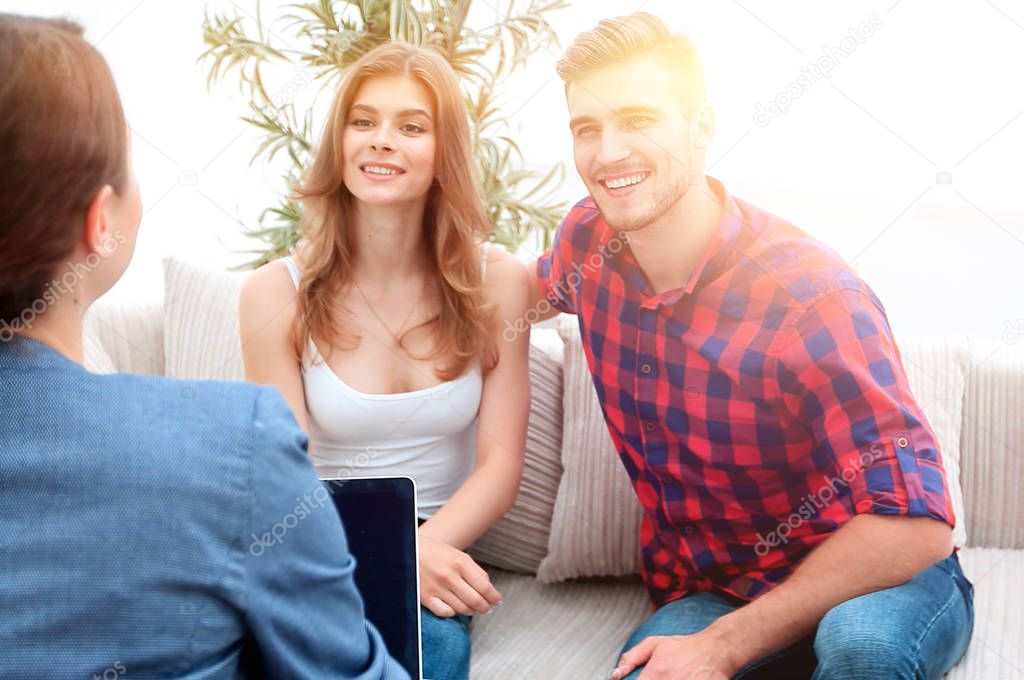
{"left": 945, "top": 547, "right": 1024, "bottom": 678}
{"left": 471, "top": 569, "right": 649, "bottom": 679}
{"left": 537, "top": 315, "right": 642, "bottom": 582}
{"left": 472, "top": 548, "right": 1023, "bottom": 679}
{"left": 542, "top": 318, "right": 971, "bottom": 582}
{"left": 959, "top": 340, "right": 1024, "bottom": 549}
{"left": 82, "top": 327, "right": 116, "bottom": 374}
{"left": 83, "top": 303, "right": 165, "bottom": 376}
{"left": 469, "top": 328, "right": 564, "bottom": 574}
{"left": 163, "top": 258, "right": 246, "bottom": 381}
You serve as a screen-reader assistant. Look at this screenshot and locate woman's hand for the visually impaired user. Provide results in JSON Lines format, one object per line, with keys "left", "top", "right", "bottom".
{"left": 418, "top": 533, "right": 502, "bottom": 617}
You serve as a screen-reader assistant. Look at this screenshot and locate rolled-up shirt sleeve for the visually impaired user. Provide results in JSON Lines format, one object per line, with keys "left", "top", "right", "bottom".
{"left": 777, "top": 288, "right": 955, "bottom": 527}
{"left": 244, "top": 387, "right": 409, "bottom": 680}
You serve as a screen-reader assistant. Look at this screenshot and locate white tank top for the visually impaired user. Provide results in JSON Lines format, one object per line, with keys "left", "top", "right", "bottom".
{"left": 281, "top": 246, "right": 488, "bottom": 518}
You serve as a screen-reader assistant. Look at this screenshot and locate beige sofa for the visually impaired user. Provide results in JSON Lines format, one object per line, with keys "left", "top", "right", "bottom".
{"left": 81, "top": 259, "right": 1023, "bottom": 679}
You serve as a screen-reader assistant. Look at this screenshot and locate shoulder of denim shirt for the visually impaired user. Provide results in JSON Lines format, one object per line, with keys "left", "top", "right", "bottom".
{"left": 82, "top": 371, "right": 303, "bottom": 442}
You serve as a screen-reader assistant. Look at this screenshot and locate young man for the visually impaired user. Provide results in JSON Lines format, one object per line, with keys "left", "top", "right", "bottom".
{"left": 529, "top": 13, "right": 973, "bottom": 680}
{"left": 0, "top": 14, "right": 406, "bottom": 679}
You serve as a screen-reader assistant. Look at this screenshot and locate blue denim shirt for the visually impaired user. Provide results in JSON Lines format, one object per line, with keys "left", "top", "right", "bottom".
{"left": 0, "top": 338, "right": 408, "bottom": 680}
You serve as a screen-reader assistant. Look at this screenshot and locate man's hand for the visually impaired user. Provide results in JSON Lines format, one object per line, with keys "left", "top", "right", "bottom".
{"left": 418, "top": 533, "right": 502, "bottom": 617}
{"left": 610, "top": 628, "right": 740, "bottom": 680}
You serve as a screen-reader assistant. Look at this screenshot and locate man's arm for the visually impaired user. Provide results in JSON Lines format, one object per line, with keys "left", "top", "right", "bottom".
{"left": 615, "top": 288, "right": 957, "bottom": 679}
{"left": 525, "top": 257, "right": 562, "bottom": 323}
{"left": 715, "top": 513, "right": 951, "bottom": 671}
{"left": 613, "top": 514, "right": 951, "bottom": 678}
{"left": 245, "top": 387, "right": 409, "bottom": 679}
{"left": 529, "top": 203, "right": 597, "bottom": 322}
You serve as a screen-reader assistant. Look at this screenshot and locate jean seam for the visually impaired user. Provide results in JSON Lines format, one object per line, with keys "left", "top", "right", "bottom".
{"left": 907, "top": 570, "right": 960, "bottom": 679}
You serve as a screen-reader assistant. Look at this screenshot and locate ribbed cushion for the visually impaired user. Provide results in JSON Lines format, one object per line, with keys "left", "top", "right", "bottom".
{"left": 469, "top": 329, "right": 564, "bottom": 573}
{"left": 471, "top": 569, "right": 649, "bottom": 679}
{"left": 163, "top": 258, "right": 245, "bottom": 381}
{"left": 472, "top": 548, "right": 1023, "bottom": 679}
{"left": 82, "top": 327, "right": 116, "bottom": 374}
{"left": 945, "top": 548, "right": 1024, "bottom": 678}
{"left": 897, "top": 337, "right": 970, "bottom": 547}
{"left": 960, "top": 340, "right": 1024, "bottom": 549}
{"left": 537, "top": 316, "right": 642, "bottom": 582}
{"left": 83, "top": 303, "right": 165, "bottom": 376}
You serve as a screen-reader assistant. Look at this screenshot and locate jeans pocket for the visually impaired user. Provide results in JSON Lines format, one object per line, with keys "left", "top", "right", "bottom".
{"left": 949, "top": 554, "right": 974, "bottom": 594}
{"left": 943, "top": 553, "right": 976, "bottom": 636}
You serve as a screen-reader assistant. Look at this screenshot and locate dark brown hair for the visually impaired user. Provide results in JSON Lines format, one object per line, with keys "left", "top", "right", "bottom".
{"left": 294, "top": 42, "right": 496, "bottom": 380}
{"left": 0, "top": 14, "right": 128, "bottom": 324}
{"left": 556, "top": 12, "right": 707, "bottom": 114}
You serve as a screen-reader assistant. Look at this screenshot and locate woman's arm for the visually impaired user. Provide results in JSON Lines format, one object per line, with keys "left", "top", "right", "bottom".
{"left": 239, "top": 262, "right": 310, "bottom": 432}
{"left": 417, "top": 247, "right": 532, "bottom": 616}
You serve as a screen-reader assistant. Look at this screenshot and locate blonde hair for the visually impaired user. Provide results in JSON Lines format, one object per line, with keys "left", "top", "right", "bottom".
{"left": 294, "top": 42, "right": 495, "bottom": 380}
{"left": 557, "top": 12, "right": 706, "bottom": 114}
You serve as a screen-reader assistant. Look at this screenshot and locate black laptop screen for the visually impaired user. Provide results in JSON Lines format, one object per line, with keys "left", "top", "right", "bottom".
{"left": 324, "top": 477, "right": 420, "bottom": 678}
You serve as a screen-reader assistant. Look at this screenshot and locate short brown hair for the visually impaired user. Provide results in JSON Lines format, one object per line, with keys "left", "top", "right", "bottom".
{"left": 556, "top": 12, "right": 707, "bottom": 113}
{"left": 0, "top": 14, "right": 128, "bottom": 324}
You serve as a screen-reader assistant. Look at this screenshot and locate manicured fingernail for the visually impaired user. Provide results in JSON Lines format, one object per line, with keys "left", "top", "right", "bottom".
{"left": 496, "top": 600, "right": 504, "bottom": 607}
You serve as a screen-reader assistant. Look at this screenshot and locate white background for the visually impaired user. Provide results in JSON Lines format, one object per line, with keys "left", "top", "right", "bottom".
{"left": 5, "top": 0, "right": 1023, "bottom": 340}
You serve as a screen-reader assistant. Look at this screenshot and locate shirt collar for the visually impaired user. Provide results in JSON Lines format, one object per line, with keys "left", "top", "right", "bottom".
{"left": 0, "top": 335, "right": 80, "bottom": 371}
{"left": 600, "top": 176, "right": 746, "bottom": 308}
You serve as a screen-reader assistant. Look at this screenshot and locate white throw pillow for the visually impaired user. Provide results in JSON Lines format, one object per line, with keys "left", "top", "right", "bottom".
{"left": 163, "top": 258, "right": 246, "bottom": 381}
{"left": 82, "top": 327, "right": 117, "bottom": 374}
{"left": 83, "top": 303, "right": 165, "bottom": 376}
{"left": 538, "top": 316, "right": 642, "bottom": 582}
{"left": 959, "top": 339, "right": 1024, "bottom": 549}
{"left": 469, "top": 328, "right": 564, "bottom": 573}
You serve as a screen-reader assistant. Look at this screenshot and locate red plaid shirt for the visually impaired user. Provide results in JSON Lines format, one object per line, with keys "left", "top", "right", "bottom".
{"left": 537, "top": 178, "right": 955, "bottom": 608}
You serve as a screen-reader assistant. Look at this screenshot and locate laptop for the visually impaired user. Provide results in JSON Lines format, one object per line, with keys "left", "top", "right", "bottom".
{"left": 321, "top": 476, "right": 422, "bottom": 679}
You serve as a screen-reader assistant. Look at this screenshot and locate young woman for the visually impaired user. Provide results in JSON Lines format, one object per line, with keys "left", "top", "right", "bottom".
{"left": 239, "top": 43, "right": 531, "bottom": 680}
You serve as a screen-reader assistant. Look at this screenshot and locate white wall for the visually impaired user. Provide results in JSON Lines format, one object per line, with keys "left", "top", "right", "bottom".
{"left": 7, "top": 0, "right": 1023, "bottom": 341}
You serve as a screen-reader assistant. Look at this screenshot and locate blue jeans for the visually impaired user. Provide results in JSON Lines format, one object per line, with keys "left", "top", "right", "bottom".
{"left": 621, "top": 554, "right": 974, "bottom": 679}
{"left": 421, "top": 608, "right": 472, "bottom": 680}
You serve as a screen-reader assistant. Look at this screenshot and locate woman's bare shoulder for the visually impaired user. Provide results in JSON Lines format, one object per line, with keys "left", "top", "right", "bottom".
{"left": 239, "top": 258, "right": 302, "bottom": 335}
{"left": 481, "top": 244, "right": 530, "bottom": 310}
{"left": 242, "top": 259, "right": 297, "bottom": 298}
{"left": 484, "top": 243, "right": 527, "bottom": 276}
